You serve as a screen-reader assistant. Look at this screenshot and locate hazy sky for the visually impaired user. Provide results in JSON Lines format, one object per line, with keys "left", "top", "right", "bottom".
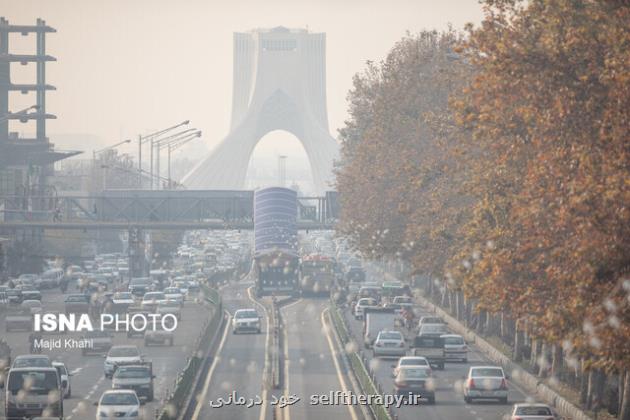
{"left": 3, "top": 0, "right": 484, "bottom": 161}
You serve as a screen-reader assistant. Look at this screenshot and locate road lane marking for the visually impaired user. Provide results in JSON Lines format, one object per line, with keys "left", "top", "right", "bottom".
{"left": 281, "top": 305, "right": 292, "bottom": 420}
{"left": 247, "top": 286, "right": 271, "bottom": 420}
{"left": 191, "top": 309, "right": 231, "bottom": 420}
{"left": 321, "top": 307, "right": 359, "bottom": 420}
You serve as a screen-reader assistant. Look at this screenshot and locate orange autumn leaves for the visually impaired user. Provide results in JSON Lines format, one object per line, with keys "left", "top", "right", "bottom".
{"left": 336, "top": 1, "right": 630, "bottom": 370}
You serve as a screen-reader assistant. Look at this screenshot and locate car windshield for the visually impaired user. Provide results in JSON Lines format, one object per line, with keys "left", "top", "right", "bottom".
{"left": 66, "top": 295, "right": 88, "bottom": 302}
{"left": 101, "top": 392, "right": 139, "bottom": 405}
{"left": 471, "top": 367, "right": 504, "bottom": 377}
{"left": 515, "top": 406, "right": 552, "bottom": 416}
{"left": 236, "top": 310, "right": 258, "bottom": 319}
{"left": 422, "top": 317, "right": 443, "bottom": 324}
{"left": 443, "top": 336, "right": 464, "bottom": 345}
{"left": 144, "top": 293, "right": 165, "bottom": 300}
{"left": 115, "top": 367, "right": 150, "bottom": 379}
{"left": 421, "top": 324, "right": 445, "bottom": 333}
{"left": 109, "top": 347, "right": 139, "bottom": 357}
{"left": 400, "top": 358, "right": 428, "bottom": 366}
{"left": 114, "top": 293, "right": 133, "bottom": 299}
{"left": 358, "top": 299, "right": 375, "bottom": 305}
{"left": 379, "top": 332, "right": 402, "bottom": 340}
{"left": 400, "top": 368, "right": 430, "bottom": 378}
{"left": 8, "top": 371, "right": 58, "bottom": 394}
{"left": 14, "top": 357, "right": 50, "bottom": 368}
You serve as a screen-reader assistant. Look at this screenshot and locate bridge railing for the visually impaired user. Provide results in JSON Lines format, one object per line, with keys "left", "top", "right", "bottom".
{"left": 0, "top": 190, "right": 339, "bottom": 227}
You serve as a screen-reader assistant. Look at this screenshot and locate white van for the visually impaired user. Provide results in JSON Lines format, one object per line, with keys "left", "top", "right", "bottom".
{"left": 3, "top": 366, "right": 64, "bottom": 419}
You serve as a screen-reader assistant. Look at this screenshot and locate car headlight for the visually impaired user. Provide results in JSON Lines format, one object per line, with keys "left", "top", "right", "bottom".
{"left": 99, "top": 411, "right": 108, "bottom": 417}
{"left": 130, "top": 410, "right": 139, "bottom": 417}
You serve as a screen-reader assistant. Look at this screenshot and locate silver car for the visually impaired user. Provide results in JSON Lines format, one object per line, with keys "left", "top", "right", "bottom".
{"left": 463, "top": 365, "right": 509, "bottom": 404}
{"left": 373, "top": 330, "right": 406, "bottom": 358}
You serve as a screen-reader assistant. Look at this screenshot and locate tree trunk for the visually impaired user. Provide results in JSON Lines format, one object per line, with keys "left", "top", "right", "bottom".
{"left": 455, "top": 291, "right": 461, "bottom": 320}
{"left": 550, "top": 343, "right": 563, "bottom": 378}
{"left": 530, "top": 338, "right": 539, "bottom": 370}
{"left": 478, "top": 310, "right": 487, "bottom": 334}
{"left": 620, "top": 370, "right": 630, "bottom": 420}
{"left": 579, "top": 360, "right": 588, "bottom": 404}
{"left": 513, "top": 319, "right": 524, "bottom": 362}
{"left": 538, "top": 342, "right": 549, "bottom": 378}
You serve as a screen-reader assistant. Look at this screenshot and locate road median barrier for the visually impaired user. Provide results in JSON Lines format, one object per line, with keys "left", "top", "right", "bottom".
{"left": 329, "top": 302, "right": 393, "bottom": 420}
{"left": 156, "top": 283, "right": 225, "bottom": 420}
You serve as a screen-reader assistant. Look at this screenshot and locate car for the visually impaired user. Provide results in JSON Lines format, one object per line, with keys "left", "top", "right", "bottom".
{"left": 12, "top": 354, "right": 52, "bottom": 368}
{"left": 96, "top": 389, "right": 142, "bottom": 419}
{"left": 162, "top": 287, "right": 184, "bottom": 305}
{"left": 112, "top": 292, "right": 135, "bottom": 306}
{"left": 144, "top": 323, "right": 174, "bottom": 346}
{"left": 104, "top": 346, "right": 143, "bottom": 378}
{"left": 21, "top": 289, "right": 42, "bottom": 301}
{"left": 232, "top": 308, "right": 262, "bottom": 334}
{"left": 156, "top": 301, "right": 182, "bottom": 320}
{"left": 354, "top": 297, "right": 379, "bottom": 320}
{"left": 503, "top": 403, "right": 559, "bottom": 420}
{"left": 20, "top": 299, "right": 43, "bottom": 314}
{"left": 64, "top": 294, "right": 91, "bottom": 314}
{"left": 81, "top": 330, "right": 114, "bottom": 355}
{"left": 391, "top": 356, "right": 431, "bottom": 377}
{"left": 140, "top": 292, "right": 167, "bottom": 311}
{"left": 441, "top": 334, "right": 468, "bottom": 362}
{"left": 112, "top": 364, "right": 155, "bottom": 401}
{"left": 128, "top": 278, "right": 152, "bottom": 298}
{"left": 463, "top": 365, "right": 509, "bottom": 404}
{"left": 5, "top": 288, "right": 23, "bottom": 305}
{"left": 418, "top": 316, "right": 446, "bottom": 326}
{"left": 373, "top": 330, "right": 406, "bottom": 358}
{"left": 4, "top": 366, "right": 64, "bottom": 419}
{"left": 53, "top": 361, "right": 72, "bottom": 398}
{"left": 416, "top": 323, "right": 448, "bottom": 339}
{"left": 392, "top": 295, "right": 413, "bottom": 311}
{"left": 393, "top": 365, "right": 435, "bottom": 404}
{"left": 358, "top": 286, "right": 382, "bottom": 302}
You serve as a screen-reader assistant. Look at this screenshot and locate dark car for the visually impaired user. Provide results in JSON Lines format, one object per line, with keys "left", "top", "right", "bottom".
{"left": 64, "top": 294, "right": 91, "bottom": 314}
{"left": 6, "top": 289, "right": 23, "bottom": 305}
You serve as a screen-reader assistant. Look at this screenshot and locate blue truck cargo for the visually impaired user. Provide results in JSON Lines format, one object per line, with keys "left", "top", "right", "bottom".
{"left": 253, "top": 187, "right": 300, "bottom": 297}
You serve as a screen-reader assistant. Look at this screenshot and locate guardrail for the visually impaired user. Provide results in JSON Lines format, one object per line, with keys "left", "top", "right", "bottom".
{"left": 156, "top": 285, "right": 223, "bottom": 420}
{"left": 329, "top": 302, "right": 393, "bottom": 420}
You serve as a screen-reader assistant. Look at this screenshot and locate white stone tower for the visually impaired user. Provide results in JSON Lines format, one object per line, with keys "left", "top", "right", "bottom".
{"left": 183, "top": 27, "right": 338, "bottom": 193}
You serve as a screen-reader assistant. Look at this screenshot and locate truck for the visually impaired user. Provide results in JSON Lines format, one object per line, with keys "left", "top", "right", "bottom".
{"left": 363, "top": 308, "right": 398, "bottom": 349}
{"left": 253, "top": 187, "right": 300, "bottom": 297}
{"left": 299, "top": 254, "right": 336, "bottom": 296}
{"left": 412, "top": 335, "right": 446, "bottom": 370}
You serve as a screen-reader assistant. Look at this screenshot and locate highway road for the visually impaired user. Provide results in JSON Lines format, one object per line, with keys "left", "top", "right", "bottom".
{"left": 192, "top": 282, "right": 363, "bottom": 420}
{"left": 192, "top": 280, "right": 268, "bottom": 420}
{"left": 342, "top": 274, "right": 533, "bottom": 420}
{"left": 0, "top": 286, "right": 211, "bottom": 420}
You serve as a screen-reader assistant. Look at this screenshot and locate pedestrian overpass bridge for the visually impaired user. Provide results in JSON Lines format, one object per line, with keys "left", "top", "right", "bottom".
{"left": 0, "top": 190, "right": 338, "bottom": 231}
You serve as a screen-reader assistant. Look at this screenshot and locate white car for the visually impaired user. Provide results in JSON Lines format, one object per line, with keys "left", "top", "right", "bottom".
{"left": 504, "top": 403, "right": 559, "bottom": 420}
{"left": 104, "top": 345, "right": 143, "bottom": 378}
{"left": 140, "top": 292, "right": 167, "bottom": 311}
{"left": 373, "top": 330, "right": 406, "bottom": 358}
{"left": 53, "top": 361, "right": 72, "bottom": 398}
{"left": 463, "top": 365, "right": 509, "bottom": 404}
{"left": 112, "top": 292, "right": 135, "bottom": 306}
{"left": 163, "top": 287, "right": 184, "bottom": 305}
{"left": 441, "top": 334, "right": 468, "bottom": 362}
{"left": 21, "top": 299, "right": 43, "bottom": 314}
{"left": 392, "top": 356, "right": 431, "bottom": 377}
{"left": 96, "top": 389, "right": 143, "bottom": 419}
{"left": 232, "top": 308, "right": 262, "bottom": 334}
{"left": 354, "top": 297, "right": 378, "bottom": 320}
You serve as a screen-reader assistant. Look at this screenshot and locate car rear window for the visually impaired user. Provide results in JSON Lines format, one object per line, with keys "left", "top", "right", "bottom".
{"left": 471, "top": 367, "right": 504, "bottom": 377}
{"left": 400, "top": 358, "right": 428, "bottom": 366}
{"left": 379, "top": 332, "right": 402, "bottom": 340}
{"left": 515, "top": 406, "right": 552, "bottom": 416}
